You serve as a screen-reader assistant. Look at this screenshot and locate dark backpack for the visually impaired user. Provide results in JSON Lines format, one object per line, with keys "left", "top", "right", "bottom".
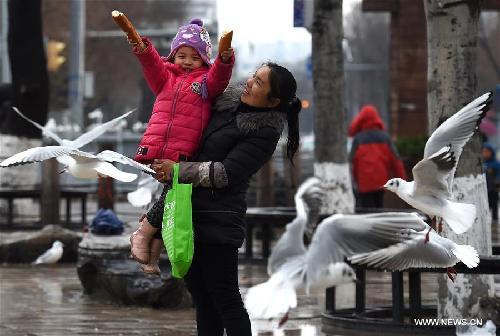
{"left": 90, "top": 208, "right": 124, "bottom": 235}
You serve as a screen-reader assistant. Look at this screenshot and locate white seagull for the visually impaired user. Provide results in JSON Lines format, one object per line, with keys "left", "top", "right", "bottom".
{"left": 127, "top": 173, "right": 162, "bottom": 207}
{"left": 0, "top": 147, "right": 155, "bottom": 182}
{"left": 384, "top": 92, "right": 492, "bottom": 235}
{"left": 347, "top": 212, "right": 479, "bottom": 282}
{"left": 12, "top": 106, "right": 135, "bottom": 150}
{"left": 33, "top": 240, "right": 64, "bottom": 265}
{"left": 245, "top": 178, "right": 357, "bottom": 324}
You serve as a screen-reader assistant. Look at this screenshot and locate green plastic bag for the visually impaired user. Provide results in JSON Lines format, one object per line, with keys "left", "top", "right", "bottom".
{"left": 162, "top": 163, "right": 194, "bottom": 278}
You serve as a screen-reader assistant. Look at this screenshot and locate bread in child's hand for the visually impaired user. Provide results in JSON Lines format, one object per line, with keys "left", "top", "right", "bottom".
{"left": 218, "top": 30, "right": 233, "bottom": 54}
{"left": 112, "top": 10, "right": 144, "bottom": 49}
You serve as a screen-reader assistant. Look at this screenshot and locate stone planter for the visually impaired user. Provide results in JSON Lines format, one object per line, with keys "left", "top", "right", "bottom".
{"left": 77, "top": 231, "right": 191, "bottom": 308}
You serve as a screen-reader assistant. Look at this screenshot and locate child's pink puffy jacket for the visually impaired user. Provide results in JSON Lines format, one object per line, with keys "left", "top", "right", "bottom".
{"left": 133, "top": 38, "right": 234, "bottom": 163}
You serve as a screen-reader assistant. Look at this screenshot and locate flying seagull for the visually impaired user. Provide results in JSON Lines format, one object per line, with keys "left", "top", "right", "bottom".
{"left": 347, "top": 212, "right": 479, "bottom": 282}
{"left": 245, "top": 178, "right": 357, "bottom": 324}
{"left": 384, "top": 92, "right": 492, "bottom": 235}
{"left": 12, "top": 106, "right": 135, "bottom": 149}
{"left": 33, "top": 240, "right": 64, "bottom": 265}
{"left": 1, "top": 146, "right": 155, "bottom": 182}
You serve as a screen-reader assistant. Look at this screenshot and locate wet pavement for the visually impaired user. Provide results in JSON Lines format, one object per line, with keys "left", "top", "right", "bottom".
{"left": 1, "top": 200, "right": 499, "bottom": 336}
{"left": 2, "top": 261, "right": 499, "bottom": 336}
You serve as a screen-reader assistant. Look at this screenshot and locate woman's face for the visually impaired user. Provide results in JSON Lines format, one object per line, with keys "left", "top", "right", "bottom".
{"left": 241, "top": 66, "right": 280, "bottom": 108}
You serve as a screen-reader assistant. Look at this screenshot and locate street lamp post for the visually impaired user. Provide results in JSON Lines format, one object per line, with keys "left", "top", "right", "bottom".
{"left": 68, "top": 0, "right": 86, "bottom": 128}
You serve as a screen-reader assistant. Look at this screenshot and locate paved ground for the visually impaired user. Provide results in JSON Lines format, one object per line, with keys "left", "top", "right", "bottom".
{"left": 1, "top": 200, "right": 499, "bottom": 336}
{"left": 2, "top": 261, "right": 499, "bottom": 336}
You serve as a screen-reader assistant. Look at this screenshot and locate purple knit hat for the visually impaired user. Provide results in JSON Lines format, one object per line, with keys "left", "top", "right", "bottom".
{"left": 167, "top": 18, "right": 212, "bottom": 66}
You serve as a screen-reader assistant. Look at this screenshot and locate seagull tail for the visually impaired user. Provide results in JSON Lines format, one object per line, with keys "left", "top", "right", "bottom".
{"left": 451, "top": 244, "right": 479, "bottom": 268}
{"left": 244, "top": 272, "right": 297, "bottom": 319}
{"left": 443, "top": 201, "right": 476, "bottom": 235}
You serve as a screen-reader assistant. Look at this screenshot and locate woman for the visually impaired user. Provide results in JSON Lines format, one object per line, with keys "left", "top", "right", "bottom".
{"left": 134, "top": 62, "right": 301, "bottom": 335}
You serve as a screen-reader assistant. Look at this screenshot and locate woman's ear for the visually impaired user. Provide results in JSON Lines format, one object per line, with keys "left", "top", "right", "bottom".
{"left": 269, "top": 97, "right": 280, "bottom": 108}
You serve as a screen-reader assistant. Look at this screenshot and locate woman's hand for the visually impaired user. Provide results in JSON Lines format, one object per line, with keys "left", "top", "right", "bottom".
{"left": 220, "top": 48, "right": 234, "bottom": 63}
{"left": 151, "top": 159, "right": 176, "bottom": 182}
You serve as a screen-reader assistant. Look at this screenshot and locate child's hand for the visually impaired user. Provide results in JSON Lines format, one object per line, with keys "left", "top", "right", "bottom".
{"left": 127, "top": 36, "right": 146, "bottom": 52}
{"left": 152, "top": 159, "right": 176, "bottom": 182}
{"left": 220, "top": 48, "right": 234, "bottom": 63}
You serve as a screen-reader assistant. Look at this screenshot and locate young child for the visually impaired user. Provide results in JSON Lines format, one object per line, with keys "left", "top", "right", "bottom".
{"left": 129, "top": 19, "right": 234, "bottom": 275}
{"left": 482, "top": 143, "right": 500, "bottom": 222}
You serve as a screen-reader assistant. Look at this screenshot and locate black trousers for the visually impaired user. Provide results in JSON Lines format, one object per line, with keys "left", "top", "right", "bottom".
{"left": 356, "top": 190, "right": 384, "bottom": 209}
{"left": 184, "top": 242, "right": 252, "bottom": 336}
{"left": 488, "top": 190, "right": 499, "bottom": 221}
{"left": 146, "top": 183, "right": 170, "bottom": 240}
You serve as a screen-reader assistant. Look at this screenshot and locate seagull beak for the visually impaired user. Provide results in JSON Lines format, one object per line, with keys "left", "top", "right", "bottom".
{"left": 353, "top": 278, "right": 362, "bottom": 284}
{"left": 59, "top": 168, "right": 67, "bottom": 174}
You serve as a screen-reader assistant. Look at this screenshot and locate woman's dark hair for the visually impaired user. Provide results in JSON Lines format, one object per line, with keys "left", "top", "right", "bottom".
{"left": 264, "top": 62, "right": 301, "bottom": 163}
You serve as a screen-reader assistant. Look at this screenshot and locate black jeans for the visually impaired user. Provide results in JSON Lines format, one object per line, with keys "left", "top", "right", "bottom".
{"left": 184, "top": 242, "right": 252, "bottom": 336}
{"left": 488, "top": 190, "right": 498, "bottom": 220}
{"left": 146, "top": 183, "right": 170, "bottom": 240}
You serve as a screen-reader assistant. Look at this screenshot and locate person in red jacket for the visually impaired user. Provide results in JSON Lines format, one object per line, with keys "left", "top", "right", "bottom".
{"left": 129, "top": 19, "right": 234, "bottom": 275}
{"left": 349, "top": 104, "right": 407, "bottom": 209}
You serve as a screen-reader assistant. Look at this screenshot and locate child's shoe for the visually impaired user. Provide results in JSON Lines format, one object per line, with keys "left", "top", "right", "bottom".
{"left": 130, "top": 217, "right": 158, "bottom": 264}
{"left": 141, "top": 238, "right": 162, "bottom": 275}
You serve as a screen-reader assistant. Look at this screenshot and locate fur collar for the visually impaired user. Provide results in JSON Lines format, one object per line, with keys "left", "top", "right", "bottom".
{"left": 214, "top": 85, "right": 286, "bottom": 135}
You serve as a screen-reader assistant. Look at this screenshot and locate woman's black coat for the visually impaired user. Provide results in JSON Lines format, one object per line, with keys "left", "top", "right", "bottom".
{"left": 189, "top": 87, "right": 286, "bottom": 247}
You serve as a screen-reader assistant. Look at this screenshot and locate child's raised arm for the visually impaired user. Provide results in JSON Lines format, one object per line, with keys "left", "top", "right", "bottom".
{"left": 206, "top": 31, "right": 235, "bottom": 99}
{"left": 112, "top": 10, "right": 145, "bottom": 51}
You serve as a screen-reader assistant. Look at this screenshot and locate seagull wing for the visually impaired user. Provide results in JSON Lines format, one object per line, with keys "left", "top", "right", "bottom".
{"left": 304, "top": 212, "right": 427, "bottom": 286}
{"left": 127, "top": 173, "right": 161, "bottom": 207}
{"left": 245, "top": 256, "right": 305, "bottom": 319}
{"left": 12, "top": 107, "right": 64, "bottom": 144}
{"left": 93, "top": 162, "right": 138, "bottom": 182}
{"left": 424, "top": 92, "right": 491, "bottom": 159}
{"left": 127, "top": 187, "right": 153, "bottom": 207}
{"left": 348, "top": 227, "right": 456, "bottom": 270}
{"left": 1, "top": 146, "right": 78, "bottom": 166}
{"left": 267, "top": 216, "right": 307, "bottom": 275}
{"left": 267, "top": 177, "right": 323, "bottom": 275}
{"left": 96, "top": 150, "right": 155, "bottom": 175}
{"left": 70, "top": 109, "right": 135, "bottom": 148}
{"left": 423, "top": 92, "right": 492, "bottom": 188}
{"left": 411, "top": 145, "right": 455, "bottom": 197}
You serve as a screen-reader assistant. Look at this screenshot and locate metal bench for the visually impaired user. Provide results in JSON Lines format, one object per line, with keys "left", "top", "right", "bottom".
{"left": 0, "top": 189, "right": 90, "bottom": 228}
{"left": 325, "top": 254, "right": 500, "bottom": 323}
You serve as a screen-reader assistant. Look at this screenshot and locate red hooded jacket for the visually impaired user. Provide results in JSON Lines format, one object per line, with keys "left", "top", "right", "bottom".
{"left": 349, "top": 105, "right": 407, "bottom": 193}
{"left": 133, "top": 38, "right": 234, "bottom": 163}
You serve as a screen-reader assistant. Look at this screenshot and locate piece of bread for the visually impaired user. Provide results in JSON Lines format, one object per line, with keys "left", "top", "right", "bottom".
{"left": 112, "top": 10, "right": 144, "bottom": 49}
{"left": 218, "top": 30, "right": 233, "bottom": 54}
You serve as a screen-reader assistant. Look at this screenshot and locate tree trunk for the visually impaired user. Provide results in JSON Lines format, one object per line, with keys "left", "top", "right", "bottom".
{"left": 0, "top": 0, "right": 58, "bottom": 226}
{"left": 2, "top": 0, "right": 48, "bottom": 137}
{"left": 312, "top": 0, "right": 354, "bottom": 214}
{"left": 424, "top": 0, "right": 493, "bottom": 319}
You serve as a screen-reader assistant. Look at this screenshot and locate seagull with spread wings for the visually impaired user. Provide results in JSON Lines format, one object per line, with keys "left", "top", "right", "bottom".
{"left": 384, "top": 92, "right": 492, "bottom": 235}
{"left": 347, "top": 212, "right": 479, "bottom": 282}
{"left": 3, "top": 107, "right": 153, "bottom": 182}
{"left": 1, "top": 147, "right": 155, "bottom": 182}
{"left": 245, "top": 210, "right": 480, "bottom": 323}
{"left": 12, "top": 106, "right": 135, "bottom": 150}
{"left": 245, "top": 178, "right": 356, "bottom": 324}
